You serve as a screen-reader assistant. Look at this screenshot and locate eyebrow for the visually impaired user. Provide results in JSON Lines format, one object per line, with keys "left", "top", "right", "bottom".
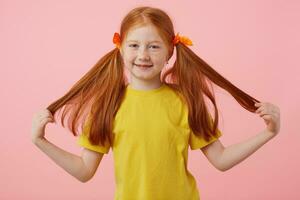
{"left": 126, "top": 40, "right": 162, "bottom": 44}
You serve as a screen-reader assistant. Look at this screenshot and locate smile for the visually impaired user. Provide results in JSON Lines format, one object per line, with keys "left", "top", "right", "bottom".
{"left": 134, "top": 63, "right": 153, "bottom": 68}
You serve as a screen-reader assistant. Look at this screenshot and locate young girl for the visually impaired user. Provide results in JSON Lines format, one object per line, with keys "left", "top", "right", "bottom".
{"left": 31, "top": 6, "right": 281, "bottom": 200}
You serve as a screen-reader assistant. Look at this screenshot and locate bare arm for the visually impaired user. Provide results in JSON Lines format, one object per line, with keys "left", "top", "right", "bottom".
{"left": 31, "top": 109, "right": 104, "bottom": 182}
{"left": 201, "top": 129, "right": 275, "bottom": 171}
{"left": 201, "top": 102, "right": 280, "bottom": 171}
{"left": 33, "top": 138, "right": 104, "bottom": 182}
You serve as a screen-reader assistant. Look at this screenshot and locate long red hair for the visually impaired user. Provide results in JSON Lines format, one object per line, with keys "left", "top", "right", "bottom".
{"left": 47, "top": 6, "right": 260, "bottom": 147}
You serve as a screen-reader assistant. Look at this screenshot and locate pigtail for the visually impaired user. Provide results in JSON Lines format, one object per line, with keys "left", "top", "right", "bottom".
{"left": 163, "top": 43, "right": 260, "bottom": 142}
{"left": 47, "top": 48, "right": 127, "bottom": 147}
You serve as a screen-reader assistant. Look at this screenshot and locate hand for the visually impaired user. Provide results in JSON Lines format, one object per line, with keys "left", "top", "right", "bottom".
{"left": 255, "top": 102, "right": 280, "bottom": 137}
{"left": 31, "top": 109, "right": 55, "bottom": 143}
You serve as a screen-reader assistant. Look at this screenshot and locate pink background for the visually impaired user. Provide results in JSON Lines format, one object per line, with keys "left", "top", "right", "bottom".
{"left": 1, "top": 0, "right": 299, "bottom": 199}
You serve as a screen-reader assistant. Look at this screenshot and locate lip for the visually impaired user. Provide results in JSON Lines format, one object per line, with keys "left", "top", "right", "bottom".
{"left": 134, "top": 63, "right": 153, "bottom": 67}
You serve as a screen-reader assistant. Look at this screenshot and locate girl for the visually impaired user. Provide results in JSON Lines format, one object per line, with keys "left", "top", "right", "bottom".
{"left": 31, "top": 6, "right": 281, "bottom": 200}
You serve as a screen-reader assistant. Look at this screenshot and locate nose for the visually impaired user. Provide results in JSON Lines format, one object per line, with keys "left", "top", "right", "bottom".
{"left": 137, "top": 47, "right": 150, "bottom": 61}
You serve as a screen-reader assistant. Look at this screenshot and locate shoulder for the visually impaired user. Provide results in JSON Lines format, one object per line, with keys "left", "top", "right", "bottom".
{"left": 163, "top": 84, "right": 189, "bottom": 119}
{"left": 166, "top": 84, "right": 188, "bottom": 107}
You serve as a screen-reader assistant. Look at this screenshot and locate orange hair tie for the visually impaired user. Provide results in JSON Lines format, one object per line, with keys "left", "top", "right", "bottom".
{"left": 172, "top": 32, "right": 193, "bottom": 46}
{"left": 113, "top": 32, "right": 121, "bottom": 49}
{"left": 113, "top": 32, "right": 193, "bottom": 49}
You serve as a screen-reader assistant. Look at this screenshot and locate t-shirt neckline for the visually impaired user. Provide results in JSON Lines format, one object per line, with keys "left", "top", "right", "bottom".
{"left": 126, "top": 83, "right": 167, "bottom": 97}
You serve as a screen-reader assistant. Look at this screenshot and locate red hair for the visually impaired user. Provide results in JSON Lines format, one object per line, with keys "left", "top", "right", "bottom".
{"left": 47, "top": 6, "right": 260, "bottom": 147}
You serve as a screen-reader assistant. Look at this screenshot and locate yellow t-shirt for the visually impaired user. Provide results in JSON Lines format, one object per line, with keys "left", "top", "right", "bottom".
{"left": 77, "top": 83, "right": 222, "bottom": 200}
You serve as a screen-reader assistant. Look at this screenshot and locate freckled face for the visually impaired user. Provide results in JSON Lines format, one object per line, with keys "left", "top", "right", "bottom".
{"left": 120, "top": 25, "right": 169, "bottom": 82}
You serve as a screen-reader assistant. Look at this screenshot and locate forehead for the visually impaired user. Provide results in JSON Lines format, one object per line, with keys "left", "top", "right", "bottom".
{"left": 125, "top": 25, "right": 164, "bottom": 43}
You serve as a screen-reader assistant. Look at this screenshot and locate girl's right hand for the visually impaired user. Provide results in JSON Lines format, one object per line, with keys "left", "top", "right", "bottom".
{"left": 31, "top": 109, "right": 55, "bottom": 143}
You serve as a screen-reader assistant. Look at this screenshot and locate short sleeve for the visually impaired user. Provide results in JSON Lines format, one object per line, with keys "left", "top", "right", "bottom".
{"left": 189, "top": 115, "right": 223, "bottom": 150}
{"left": 76, "top": 118, "right": 110, "bottom": 154}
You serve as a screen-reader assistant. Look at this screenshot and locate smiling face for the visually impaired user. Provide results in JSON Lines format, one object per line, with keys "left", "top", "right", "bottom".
{"left": 120, "top": 24, "right": 169, "bottom": 88}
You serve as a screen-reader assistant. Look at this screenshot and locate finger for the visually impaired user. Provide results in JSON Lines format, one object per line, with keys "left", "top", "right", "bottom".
{"left": 44, "top": 117, "right": 54, "bottom": 123}
{"left": 254, "top": 102, "right": 261, "bottom": 107}
{"left": 259, "top": 111, "right": 270, "bottom": 117}
{"left": 255, "top": 107, "right": 264, "bottom": 113}
{"left": 270, "top": 109, "right": 278, "bottom": 115}
{"left": 41, "top": 118, "right": 49, "bottom": 124}
{"left": 255, "top": 107, "right": 261, "bottom": 113}
{"left": 272, "top": 107, "right": 280, "bottom": 114}
{"left": 261, "top": 115, "right": 272, "bottom": 121}
{"left": 259, "top": 111, "right": 276, "bottom": 118}
{"left": 38, "top": 114, "right": 50, "bottom": 120}
{"left": 44, "top": 109, "right": 52, "bottom": 115}
{"left": 41, "top": 110, "right": 53, "bottom": 117}
{"left": 47, "top": 115, "right": 55, "bottom": 121}
{"left": 46, "top": 109, "right": 53, "bottom": 116}
{"left": 271, "top": 111, "right": 280, "bottom": 119}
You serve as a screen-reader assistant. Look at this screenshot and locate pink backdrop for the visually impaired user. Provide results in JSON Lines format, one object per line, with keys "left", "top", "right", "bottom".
{"left": 1, "top": 0, "right": 299, "bottom": 199}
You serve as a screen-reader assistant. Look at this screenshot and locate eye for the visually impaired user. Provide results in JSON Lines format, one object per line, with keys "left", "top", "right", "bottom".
{"left": 150, "top": 45, "right": 160, "bottom": 49}
{"left": 129, "top": 44, "right": 138, "bottom": 48}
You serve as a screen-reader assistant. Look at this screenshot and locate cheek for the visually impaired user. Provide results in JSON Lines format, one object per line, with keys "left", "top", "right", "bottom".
{"left": 122, "top": 56, "right": 134, "bottom": 69}
{"left": 153, "top": 50, "right": 168, "bottom": 62}
{"left": 153, "top": 55, "right": 166, "bottom": 64}
{"left": 123, "top": 53, "right": 135, "bottom": 63}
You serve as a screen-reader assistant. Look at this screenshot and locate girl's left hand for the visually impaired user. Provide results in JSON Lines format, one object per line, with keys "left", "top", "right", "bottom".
{"left": 255, "top": 102, "right": 281, "bottom": 137}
